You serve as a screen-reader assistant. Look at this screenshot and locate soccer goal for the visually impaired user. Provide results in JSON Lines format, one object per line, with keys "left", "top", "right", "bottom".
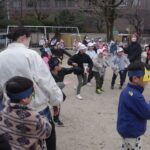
{"left": 6, "top": 25, "right": 81, "bottom": 49}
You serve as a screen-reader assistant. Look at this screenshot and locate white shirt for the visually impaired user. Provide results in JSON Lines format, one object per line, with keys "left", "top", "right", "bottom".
{"left": 0, "top": 43, "right": 63, "bottom": 111}
{"left": 141, "top": 51, "right": 147, "bottom": 63}
{"left": 39, "top": 39, "right": 45, "bottom": 46}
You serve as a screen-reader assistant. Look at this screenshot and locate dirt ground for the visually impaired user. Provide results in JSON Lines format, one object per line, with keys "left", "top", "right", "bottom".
{"left": 55, "top": 57, "right": 150, "bottom": 150}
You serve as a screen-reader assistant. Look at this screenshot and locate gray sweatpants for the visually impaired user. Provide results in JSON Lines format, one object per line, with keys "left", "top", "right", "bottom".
{"left": 77, "top": 74, "right": 87, "bottom": 94}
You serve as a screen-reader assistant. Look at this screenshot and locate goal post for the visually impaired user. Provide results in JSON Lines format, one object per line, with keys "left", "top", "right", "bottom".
{"left": 6, "top": 25, "right": 81, "bottom": 49}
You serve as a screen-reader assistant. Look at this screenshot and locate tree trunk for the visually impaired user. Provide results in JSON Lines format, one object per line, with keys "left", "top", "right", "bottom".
{"left": 106, "top": 21, "right": 110, "bottom": 42}
{"left": 109, "top": 21, "right": 114, "bottom": 41}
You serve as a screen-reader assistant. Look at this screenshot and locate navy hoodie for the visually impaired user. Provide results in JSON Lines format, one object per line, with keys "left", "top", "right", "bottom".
{"left": 117, "top": 83, "right": 150, "bottom": 138}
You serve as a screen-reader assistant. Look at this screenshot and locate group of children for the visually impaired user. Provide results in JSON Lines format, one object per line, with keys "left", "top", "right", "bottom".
{"left": 1, "top": 27, "right": 150, "bottom": 150}
{"left": 1, "top": 60, "right": 150, "bottom": 150}
{"left": 70, "top": 41, "right": 130, "bottom": 98}
{"left": 40, "top": 37, "right": 132, "bottom": 101}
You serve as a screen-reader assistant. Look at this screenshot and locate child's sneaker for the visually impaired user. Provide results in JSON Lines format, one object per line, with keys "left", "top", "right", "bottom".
{"left": 96, "top": 89, "right": 101, "bottom": 94}
{"left": 100, "top": 88, "right": 105, "bottom": 92}
{"left": 55, "top": 119, "right": 64, "bottom": 127}
{"left": 76, "top": 94, "right": 83, "bottom": 100}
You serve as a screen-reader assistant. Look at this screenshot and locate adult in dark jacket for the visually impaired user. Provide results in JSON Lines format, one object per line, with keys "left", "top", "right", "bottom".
{"left": 124, "top": 34, "right": 142, "bottom": 63}
{"left": 68, "top": 44, "right": 93, "bottom": 100}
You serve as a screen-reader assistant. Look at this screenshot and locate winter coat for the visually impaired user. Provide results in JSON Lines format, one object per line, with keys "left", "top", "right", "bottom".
{"left": 68, "top": 53, "right": 93, "bottom": 75}
{"left": 117, "top": 83, "right": 150, "bottom": 138}
{"left": 51, "top": 67, "right": 74, "bottom": 89}
{"left": 92, "top": 56, "right": 109, "bottom": 76}
{"left": 111, "top": 54, "right": 130, "bottom": 73}
{"left": 124, "top": 42, "right": 142, "bottom": 62}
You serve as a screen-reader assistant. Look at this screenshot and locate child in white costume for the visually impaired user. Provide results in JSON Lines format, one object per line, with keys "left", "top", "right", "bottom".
{"left": 92, "top": 49, "right": 109, "bottom": 94}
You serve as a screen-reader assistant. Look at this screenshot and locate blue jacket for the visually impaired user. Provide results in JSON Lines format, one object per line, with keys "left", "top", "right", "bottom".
{"left": 117, "top": 83, "right": 150, "bottom": 138}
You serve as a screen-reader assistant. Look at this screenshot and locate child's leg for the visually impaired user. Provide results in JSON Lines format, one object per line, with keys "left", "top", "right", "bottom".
{"left": 87, "top": 70, "right": 94, "bottom": 83}
{"left": 123, "top": 68, "right": 128, "bottom": 84}
{"left": 82, "top": 74, "right": 88, "bottom": 86}
{"left": 111, "top": 73, "right": 117, "bottom": 88}
{"left": 53, "top": 105, "right": 64, "bottom": 126}
{"left": 93, "top": 71, "right": 101, "bottom": 90}
{"left": 122, "top": 137, "right": 142, "bottom": 150}
{"left": 53, "top": 106, "right": 60, "bottom": 122}
{"left": 77, "top": 75, "right": 83, "bottom": 94}
{"left": 39, "top": 107, "right": 56, "bottom": 150}
{"left": 119, "top": 70, "right": 124, "bottom": 87}
{"left": 99, "top": 76, "right": 104, "bottom": 89}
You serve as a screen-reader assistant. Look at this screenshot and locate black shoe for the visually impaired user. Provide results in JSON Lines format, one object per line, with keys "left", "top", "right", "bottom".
{"left": 55, "top": 119, "right": 64, "bottom": 127}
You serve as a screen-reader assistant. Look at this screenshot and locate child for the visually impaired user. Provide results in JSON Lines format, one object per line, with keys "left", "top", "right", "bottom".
{"left": 92, "top": 49, "right": 109, "bottom": 94}
{"left": 146, "top": 45, "right": 150, "bottom": 64}
{"left": 86, "top": 42, "right": 97, "bottom": 86}
{"left": 0, "top": 76, "right": 51, "bottom": 150}
{"left": 49, "top": 57, "right": 78, "bottom": 126}
{"left": 41, "top": 51, "right": 51, "bottom": 67}
{"left": 117, "top": 61, "right": 150, "bottom": 150}
{"left": 141, "top": 44, "right": 148, "bottom": 64}
{"left": 68, "top": 44, "right": 93, "bottom": 100}
{"left": 111, "top": 47, "right": 130, "bottom": 89}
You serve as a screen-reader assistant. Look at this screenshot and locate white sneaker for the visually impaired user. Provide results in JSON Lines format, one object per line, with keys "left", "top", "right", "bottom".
{"left": 76, "top": 94, "right": 83, "bottom": 100}
{"left": 87, "top": 82, "right": 92, "bottom": 86}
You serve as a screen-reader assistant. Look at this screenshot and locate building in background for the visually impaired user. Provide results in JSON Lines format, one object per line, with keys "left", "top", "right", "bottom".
{"left": 3, "top": 0, "right": 150, "bottom": 34}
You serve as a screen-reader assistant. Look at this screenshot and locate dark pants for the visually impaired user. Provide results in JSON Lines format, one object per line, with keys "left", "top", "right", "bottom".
{"left": 53, "top": 105, "right": 61, "bottom": 122}
{"left": 77, "top": 74, "right": 87, "bottom": 94}
{"left": 39, "top": 107, "right": 56, "bottom": 150}
{"left": 111, "top": 69, "right": 127, "bottom": 87}
{"left": 88, "top": 70, "right": 94, "bottom": 82}
{"left": 93, "top": 71, "right": 104, "bottom": 90}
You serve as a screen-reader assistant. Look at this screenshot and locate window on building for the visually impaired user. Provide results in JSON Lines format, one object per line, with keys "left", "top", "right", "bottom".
{"left": 41, "top": 0, "right": 49, "bottom": 7}
{"left": 26, "top": 0, "right": 34, "bottom": 7}
{"left": 12, "top": 0, "right": 20, "bottom": 8}
{"left": 68, "top": 0, "right": 75, "bottom": 7}
{"left": 132, "top": 0, "right": 141, "bottom": 6}
{"left": 55, "top": 0, "right": 66, "bottom": 8}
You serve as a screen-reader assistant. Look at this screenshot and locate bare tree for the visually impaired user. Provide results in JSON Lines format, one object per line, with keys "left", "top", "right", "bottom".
{"left": 83, "top": 0, "right": 124, "bottom": 41}
{"left": 125, "top": 10, "right": 144, "bottom": 36}
{"left": 125, "top": 0, "right": 144, "bottom": 36}
{"left": 33, "top": 0, "right": 48, "bottom": 21}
